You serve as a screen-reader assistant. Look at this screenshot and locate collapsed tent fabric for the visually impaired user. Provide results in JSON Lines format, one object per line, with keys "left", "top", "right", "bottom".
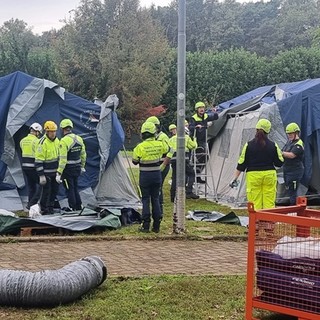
{"left": 206, "top": 78, "right": 320, "bottom": 207}
{"left": 0, "top": 209, "right": 122, "bottom": 235}
{"left": 186, "top": 210, "right": 249, "bottom": 226}
{"left": 0, "top": 256, "right": 107, "bottom": 307}
{"left": 0, "top": 71, "right": 140, "bottom": 210}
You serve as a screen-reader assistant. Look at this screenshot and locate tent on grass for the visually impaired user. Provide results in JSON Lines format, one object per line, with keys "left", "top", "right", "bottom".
{"left": 0, "top": 71, "right": 140, "bottom": 211}
{"left": 205, "top": 78, "right": 320, "bottom": 207}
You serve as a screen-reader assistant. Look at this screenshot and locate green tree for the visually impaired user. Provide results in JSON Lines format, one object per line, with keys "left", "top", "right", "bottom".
{"left": 52, "top": 0, "right": 172, "bottom": 136}
{"left": 0, "top": 19, "right": 38, "bottom": 75}
{"left": 161, "top": 49, "right": 267, "bottom": 122}
{"left": 266, "top": 47, "right": 320, "bottom": 83}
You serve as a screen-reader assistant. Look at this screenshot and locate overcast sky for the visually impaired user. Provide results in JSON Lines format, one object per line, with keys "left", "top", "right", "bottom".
{"left": 0, "top": 0, "right": 260, "bottom": 34}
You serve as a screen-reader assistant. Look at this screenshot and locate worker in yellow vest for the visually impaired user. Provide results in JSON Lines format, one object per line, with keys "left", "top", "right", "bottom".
{"left": 20, "top": 123, "right": 42, "bottom": 209}
{"left": 56, "top": 119, "right": 86, "bottom": 211}
{"left": 146, "top": 116, "right": 170, "bottom": 216}
{"left": 166, "top": 125, "right": 199, "bottom": 201}
{"left": 35, "top": 121, "right": 60, "bottom": 214}
{"left": 132, "top": 121, "right": 169, "bottom": 233}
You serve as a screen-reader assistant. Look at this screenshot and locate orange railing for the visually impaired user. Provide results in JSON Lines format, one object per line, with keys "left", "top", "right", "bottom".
{"left": 246, "top": 197, "right": 320, "bottom": 320}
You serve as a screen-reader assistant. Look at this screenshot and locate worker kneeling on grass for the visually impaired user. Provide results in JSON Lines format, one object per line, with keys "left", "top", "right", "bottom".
{"left": 132, "top": 121, "right": 169, "bottom": 233}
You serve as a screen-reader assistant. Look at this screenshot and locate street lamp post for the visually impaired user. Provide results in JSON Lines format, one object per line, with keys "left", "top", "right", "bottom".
{"left": 174, "top": 0, "right": 186, "bottom": 233}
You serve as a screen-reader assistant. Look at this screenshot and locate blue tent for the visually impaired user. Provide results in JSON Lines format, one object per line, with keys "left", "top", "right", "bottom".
{"left": 206, "top": 78, "right": 320, "bottom": 206}
{"left": 0, "top": 71, "right": 140, "bottom": 210}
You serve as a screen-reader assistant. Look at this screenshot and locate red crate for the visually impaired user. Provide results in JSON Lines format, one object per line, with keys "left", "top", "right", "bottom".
{"left": 246, "top": 197, "right": 320, "bottom": 320}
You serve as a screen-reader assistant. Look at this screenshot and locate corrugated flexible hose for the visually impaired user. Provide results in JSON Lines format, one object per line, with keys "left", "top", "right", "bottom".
{"left": 0, "top": 256, "right": 107, "bottom": 307}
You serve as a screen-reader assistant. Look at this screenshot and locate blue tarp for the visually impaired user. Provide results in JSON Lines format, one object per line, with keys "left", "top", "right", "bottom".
{"left": 0, "top": 71, "right": 124, "bottom": 191}
{"left": 216, "top": 78, "right": 320, "bottom": 191}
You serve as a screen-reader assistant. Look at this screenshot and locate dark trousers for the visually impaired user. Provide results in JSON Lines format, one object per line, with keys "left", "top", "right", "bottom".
{"left": 170, "top": 161, "right": 195, "bottom": 201}
{"left": 139, "top": 170, "right": 162, "bottom": 231}
{"left": 62, "top": 168, "right": 82, "bottom": 210}
{"left": 284, "top": 169, "right": 304, "bottom": 205}
{"left": 159, "top": 164, "right": 170, "bottom": 216}
{"left": 23, "top": 169, "right": 41, "bottom": 208}
{"left": 40, "top": 175, "right": 59, "bottom": 214}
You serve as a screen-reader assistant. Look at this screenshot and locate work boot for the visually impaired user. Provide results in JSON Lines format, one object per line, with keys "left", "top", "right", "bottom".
{"left": 152, "top": 221, "right": 160, "bottom": 233}
{"left": 138, "top": 227, "right": 150, "bottom": 233}
{"left": 186, "top": 192, "right": 200, "bottom": 199}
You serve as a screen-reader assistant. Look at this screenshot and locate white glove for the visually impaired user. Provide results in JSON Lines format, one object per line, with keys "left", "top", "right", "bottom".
{"left": 39, "top": 175, "right": 47, "bottom": 186}
{"left": 81, "top": 167, "right": 86, "bottom": 174}
{"left": 56, "top": 174, "right": 62, "bottom": 184}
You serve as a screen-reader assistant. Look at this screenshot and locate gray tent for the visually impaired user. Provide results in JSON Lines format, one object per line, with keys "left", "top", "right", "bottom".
{"left": 0, "top": 71, "right": 140, "bottom": 211}
{"left": 205, "top": 79, "right": 320, "bottom": 207}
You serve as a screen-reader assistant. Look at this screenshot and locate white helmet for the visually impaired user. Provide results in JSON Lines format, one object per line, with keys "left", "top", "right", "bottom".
{"left": 30, "top": 122, "right": 42, "bottom": 133}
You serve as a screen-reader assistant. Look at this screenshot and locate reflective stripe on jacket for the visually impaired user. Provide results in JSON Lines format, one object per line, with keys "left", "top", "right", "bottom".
{"left": 57, "top": 133, "right": 86, "bottom": 174}
{"left": 35, "top": 135, "right": 60, "bottom": 176}
{"left": 20, "top": 134, "right": 39, "bottom": 169}
{"left": 132, "top": 138, "right": 169, "bottom": 171}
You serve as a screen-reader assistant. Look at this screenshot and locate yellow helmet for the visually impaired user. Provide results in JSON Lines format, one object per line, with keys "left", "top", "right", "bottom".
{"left": 195, "top": 101, "right": 205, "bottom": 110}
{"left": 44, "top": 120, "right": 58, "bottom": 131}
{"left": 168, "top": 124, "right": 177, "bottom": 131}
{"left": 146, "top": 116, "right": 160, "bottom": 125}
{"left": 255, "top": 119, "right": 271, "bottom": 134}
{"left": 141, "top": 122, "right": 156, "bottom": 134}
{"left": 286, "top": 122, "right": 300, "bottom": 133}
{"left": 60, "top": 119, "right": 74, "bottom": 129}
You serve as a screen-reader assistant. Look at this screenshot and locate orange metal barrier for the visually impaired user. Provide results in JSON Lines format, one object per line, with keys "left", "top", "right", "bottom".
{"left": 246, "top": 197, "right": 320, "bottom": 320}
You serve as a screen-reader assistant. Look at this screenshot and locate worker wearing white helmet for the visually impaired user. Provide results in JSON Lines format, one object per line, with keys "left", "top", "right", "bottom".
{"left": 20, "top": 122, "right": 43, "bottom": 210}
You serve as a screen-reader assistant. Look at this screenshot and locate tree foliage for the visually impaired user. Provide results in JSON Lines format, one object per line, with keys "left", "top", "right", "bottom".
{"left": 50, "top": 0, "right": 172, "bottom": 135}
{"left": 152, "top": 0, "right": 320, "bottom": 56}
{"left": 0, "top": 19, "right": 38, "bottom": 75}
{"left": 0, "top": 0, "right": 320, "bottom": 137}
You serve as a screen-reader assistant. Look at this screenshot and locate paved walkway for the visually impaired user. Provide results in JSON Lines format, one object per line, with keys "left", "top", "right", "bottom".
{"left": 0, "top": 239, "right": 248, "bottom": 276}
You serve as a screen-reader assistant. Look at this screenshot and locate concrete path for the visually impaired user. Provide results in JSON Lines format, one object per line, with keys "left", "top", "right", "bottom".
{"left": 0, "top": 239, "right": 248, "bottom": 277}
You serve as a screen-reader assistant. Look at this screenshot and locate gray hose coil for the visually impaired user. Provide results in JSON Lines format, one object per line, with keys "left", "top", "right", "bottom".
{"left": 0, "top": 256, "right": 107, "bottom": 307}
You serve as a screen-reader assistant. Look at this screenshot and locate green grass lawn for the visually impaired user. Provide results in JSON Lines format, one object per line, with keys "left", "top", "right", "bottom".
{"left": 4, "top": 166, "right": 294, "bottom": 320}
{"left": 109, "top": 166, "right": 248, "bottom": 237}
{"left": 0, "top": 275, "right": 293, "bottom": 320}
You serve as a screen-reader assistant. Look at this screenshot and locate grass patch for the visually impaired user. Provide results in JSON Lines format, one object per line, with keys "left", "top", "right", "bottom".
{"left": 107, "top": 166, "right": 248, "bottom": 237}
{"left": 0, "top": 275, "right": 292, "bottom": 320}
{"left": 1, "top": 275, "right": 246, "bottom": 320}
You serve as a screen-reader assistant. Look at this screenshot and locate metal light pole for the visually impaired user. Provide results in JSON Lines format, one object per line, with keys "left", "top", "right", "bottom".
{"left": 174, "top": 0, "right": 186, "bottom": 233}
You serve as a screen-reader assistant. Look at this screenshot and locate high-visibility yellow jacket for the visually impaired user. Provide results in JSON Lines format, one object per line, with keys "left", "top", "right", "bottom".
{"left": 132, "top": 138, "right": 169, "bottom": 171}
{"left": 156, "top": 131, "right": 170, "bottom": 163}
{"left": 35, "top": 135, "right": 60, "bottom": 176}
{"left": 189, "top": 112, "right": 218, "bottom": 142}
{"left": 167, "top": 134, "right": 197, "bottom": 161}
{"left": 57, "top": 133, "right": 86, "bottom": 174}
{"left": 20, "top": 134, "right": 39, "bottom": 170}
